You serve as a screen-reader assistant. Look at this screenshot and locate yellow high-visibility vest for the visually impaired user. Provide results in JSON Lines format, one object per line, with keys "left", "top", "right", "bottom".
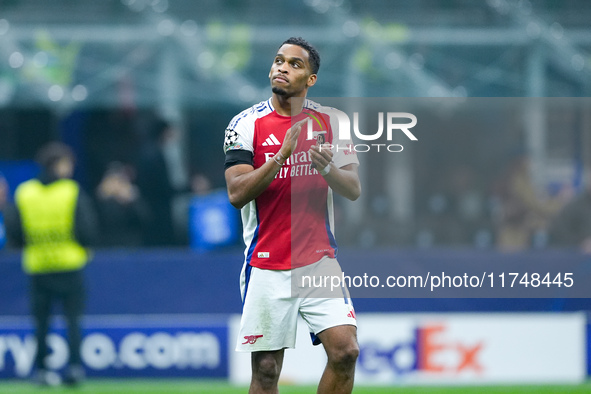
{"left": 15, "top": 178, "right": 88, "bottom": 274}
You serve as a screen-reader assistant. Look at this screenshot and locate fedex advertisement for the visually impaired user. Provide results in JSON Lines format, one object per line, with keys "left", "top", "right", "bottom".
{"left": 356, "top": 313, "right": 586, "bottom": 384}
{"left": 230, "top": 313, "right": 586, "bottom": 385}
{"left": 357, "top": 322, "right": 483, "bottom": 378}
{"left": 0, "top": 315, "right": 228, "bottom": 378}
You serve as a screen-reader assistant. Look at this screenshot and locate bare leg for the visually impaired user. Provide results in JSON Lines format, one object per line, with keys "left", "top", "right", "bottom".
{"left": 249, "top": 349, "right": 285, "bottom": 394}
{"left": 316, "top": 325, "right": 358, "bottom": 394}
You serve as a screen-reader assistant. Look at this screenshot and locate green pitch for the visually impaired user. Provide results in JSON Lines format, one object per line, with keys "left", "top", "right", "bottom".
{"left": 2, "top": 379, "right": 591, "bottom": 393}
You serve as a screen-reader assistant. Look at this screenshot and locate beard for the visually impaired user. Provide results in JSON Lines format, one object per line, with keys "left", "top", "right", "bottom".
{"left": 272, "top": 86, "right": 287, "bottom": 96}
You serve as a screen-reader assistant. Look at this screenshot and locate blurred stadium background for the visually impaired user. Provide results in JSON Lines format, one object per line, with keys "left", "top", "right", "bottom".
{"left": 0, "top": 0, "right": 590, "bottom": 391}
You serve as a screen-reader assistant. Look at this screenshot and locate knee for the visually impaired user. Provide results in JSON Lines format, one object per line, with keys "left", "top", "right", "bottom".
{"left": 253, "top": 355, "right": 281, "bottom": 386}
{"left": 328, "top": 342, "right": 359, "bottom": 371}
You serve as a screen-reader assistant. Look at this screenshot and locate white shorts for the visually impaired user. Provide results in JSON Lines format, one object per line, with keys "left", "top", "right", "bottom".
{"left": 236, "top": 257, "right": 357, "bottom": 352}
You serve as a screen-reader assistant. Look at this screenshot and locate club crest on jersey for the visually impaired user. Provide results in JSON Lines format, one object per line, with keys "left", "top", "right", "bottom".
{"left": 302, "top": 110, "right": 329, "bottom": 141}
{"left": 313, "top": 130, "right": 327, "bottom": 144}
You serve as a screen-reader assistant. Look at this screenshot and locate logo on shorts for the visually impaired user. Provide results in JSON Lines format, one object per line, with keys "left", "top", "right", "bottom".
{"left": 257, "top": 252, "right": 270, "bottom": 258}
{"left": 242, "top": 335, "right": 264, "bottom": 344}
{"left": 347, "top": 310, "right": 356, "bottom": 319}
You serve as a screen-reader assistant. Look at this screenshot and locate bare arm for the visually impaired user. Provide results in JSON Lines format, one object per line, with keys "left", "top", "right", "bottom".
{"left": 309, "top": 144, "right": 361, "bottom": 201}
{"left": 225, "top": 119, "right": 307, "bottom": 209}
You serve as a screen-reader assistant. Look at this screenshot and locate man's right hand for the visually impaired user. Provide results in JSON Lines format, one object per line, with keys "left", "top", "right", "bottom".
{"left": 225, "top": 119, "right": 309, "bottom": 209}
{"left": 280, "top": 119, "right": 308, "bottom": 158}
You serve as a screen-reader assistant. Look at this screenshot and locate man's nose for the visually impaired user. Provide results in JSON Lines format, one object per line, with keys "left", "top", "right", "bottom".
{"left": 278, "top": 63, "right": 288, "bottom": 73}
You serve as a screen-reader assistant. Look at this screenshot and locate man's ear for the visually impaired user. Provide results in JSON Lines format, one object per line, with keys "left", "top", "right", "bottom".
{"left": 307, "top": 73, "right": 317, "bottom": 88}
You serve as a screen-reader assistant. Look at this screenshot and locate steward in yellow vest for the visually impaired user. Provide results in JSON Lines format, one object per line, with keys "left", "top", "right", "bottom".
{"left": 15, "top": 178, "right": 88, "bottom": 274}
{"left": 5, "top": 142, "right": 96, "bottom": 387}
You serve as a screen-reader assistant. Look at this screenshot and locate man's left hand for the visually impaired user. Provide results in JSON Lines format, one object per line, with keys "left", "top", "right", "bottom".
{"left": 309, "top": 144, "right": 333, "bottom": 174}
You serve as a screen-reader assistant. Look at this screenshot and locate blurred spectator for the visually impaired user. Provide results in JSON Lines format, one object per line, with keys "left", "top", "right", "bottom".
{"left": 549, "top": 170, "right": 591, "bottom": 254}
{"left": 0, "top": 172, "right": 7, "bottom": 207}
{"left": 448, "top": 165, "right": 493, "bottom": 247}
{"left": 95, "top": 162, "right": 150, "bottom": 247}
{"left": 0, "top": 172, "right": 8, "bottom": 250}
{"left": 136, "top": 119, "right": 177, "bottom": 246}
{"left": 172, "top": 173, "right": 214, "bottom": 246}
{"left": 4, "top": 142, "right": 97, "bottom": 386}
{"left": 187, "top": 172, "right": 239, "bottom": 251}
{"left": 415, "top": 165, "right": 490, "bottom": 248}
{"left": 494, "top": 155, "right": 567, "bottom": 252}
{"left": 191, "top": 172, "right": 213, "bottom": 196}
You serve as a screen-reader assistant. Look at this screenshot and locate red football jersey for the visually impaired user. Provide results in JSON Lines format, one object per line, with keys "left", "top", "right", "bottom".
{"left": 224, "top": 99, "right": 358, "bottom": 270}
